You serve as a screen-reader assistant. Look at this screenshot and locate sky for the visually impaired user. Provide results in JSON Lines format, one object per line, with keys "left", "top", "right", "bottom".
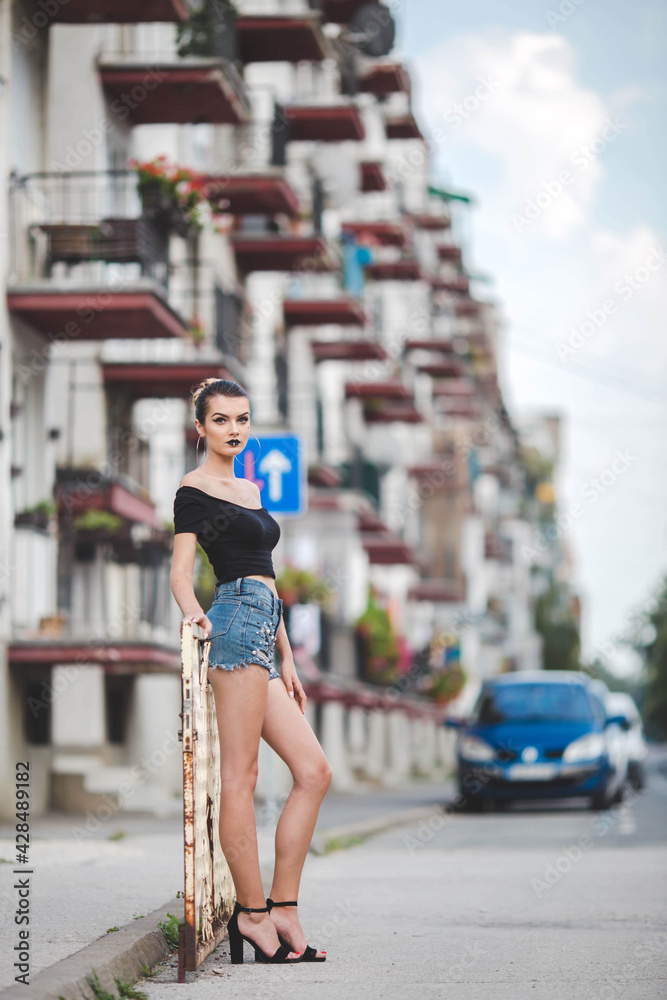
{"left": 397, "top": 0, "right": 667, "bottom": 673}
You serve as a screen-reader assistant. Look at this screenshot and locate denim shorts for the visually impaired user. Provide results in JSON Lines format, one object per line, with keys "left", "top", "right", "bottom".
{"left": 206, "top": 577, "right": 283, "bottom": 680}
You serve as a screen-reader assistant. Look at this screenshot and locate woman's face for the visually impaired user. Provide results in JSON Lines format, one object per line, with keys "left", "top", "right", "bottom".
{"left": 196, "top": 394, "right": 250, "bottom": 457}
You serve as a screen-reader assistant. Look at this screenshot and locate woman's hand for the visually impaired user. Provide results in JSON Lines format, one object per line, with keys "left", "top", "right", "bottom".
{"left": 281, "top": 659, "right": 307, "bottom": 714}
{"left": 182, "top": 612, "right": 212, "bottom": 639}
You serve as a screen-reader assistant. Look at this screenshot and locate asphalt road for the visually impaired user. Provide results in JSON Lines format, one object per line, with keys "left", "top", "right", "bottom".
{"left": 139, "top": 760, "right": 667, "bottom": 1000}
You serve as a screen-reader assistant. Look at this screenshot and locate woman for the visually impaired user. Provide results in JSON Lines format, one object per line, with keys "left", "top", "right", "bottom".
{"left": 170, "top": 377, "right": 332, "bottom": 965}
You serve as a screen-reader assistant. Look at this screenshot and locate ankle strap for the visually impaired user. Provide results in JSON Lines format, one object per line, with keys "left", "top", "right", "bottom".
{"left": 266, "top": 898, "right": 298, "bottom": 907}
{"left": 235, "top": 902, "right": 269, "bottom": 913}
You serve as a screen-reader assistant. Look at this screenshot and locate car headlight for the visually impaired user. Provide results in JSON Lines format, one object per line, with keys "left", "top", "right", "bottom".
{"left": 562, "top": 733, "right": 606, "bottom": 763}
{"left": 458, "top": 735, "right": 495, "bottom": 762}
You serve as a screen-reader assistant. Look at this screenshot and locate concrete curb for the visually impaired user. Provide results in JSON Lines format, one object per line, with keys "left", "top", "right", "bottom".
{"left": 0, "top": 901, "right": 181, "bottom": 1000}
{"left": 309, "top": 802, "right": 447, "bottom": 855}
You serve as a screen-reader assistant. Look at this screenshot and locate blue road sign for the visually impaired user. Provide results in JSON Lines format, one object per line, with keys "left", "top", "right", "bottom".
{"left": 234, "top": 433, "right": 305, "bottom": 515}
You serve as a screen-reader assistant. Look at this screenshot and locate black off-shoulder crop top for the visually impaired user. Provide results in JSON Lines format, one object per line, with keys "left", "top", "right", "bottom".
{"left": 173, "top": 486, "right": 281, "bottom": 585}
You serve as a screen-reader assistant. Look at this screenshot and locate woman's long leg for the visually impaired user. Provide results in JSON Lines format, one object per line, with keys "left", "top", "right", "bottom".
{"left": 208, "top": 664, "right": 298, "bottom": 957}
{"left": 261, "top": 678, "right": 332, "bottom": 955}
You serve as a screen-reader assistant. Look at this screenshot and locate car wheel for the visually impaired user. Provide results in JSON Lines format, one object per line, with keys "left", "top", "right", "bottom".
{"left": 590, "top": 788, "right": 613, "bottom": 811}
{"left": 456, "top": 788, "right": 484, "bottom": 812}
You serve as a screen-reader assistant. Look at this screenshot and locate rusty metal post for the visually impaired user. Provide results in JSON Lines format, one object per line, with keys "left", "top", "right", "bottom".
{"left": 178, "top": 620, "right": 235, "bottom": 975}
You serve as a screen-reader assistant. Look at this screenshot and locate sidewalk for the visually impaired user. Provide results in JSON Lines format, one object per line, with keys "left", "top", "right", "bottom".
{"left": 0, "top": 778, "right": 455, "bottom": 993}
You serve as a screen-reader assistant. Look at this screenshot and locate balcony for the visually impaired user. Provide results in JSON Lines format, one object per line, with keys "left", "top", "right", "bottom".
{"left": 312, "top": 340, "right": 387, "bottom": 362}
{"left": 359, "top": 63, "right": 411, "bottom": 96}
{"left": 455, "top": 298, "right": 482, "bottom": 317}
{"left": 359, "top": 161, "right": 387, "bottom": 192}
{"left": 49, "top": 1, "right": 188, "bottom": 22}
{"left": 55, "top": 469, "right": 158, "bottom": 528}
{"left": 345, "top": 380, "right": 412, "bottom": 400}
{"left": 361, "top": 533, "right": 416, "bottom": 565}
{"left": 322, "top": 0, "right": 380, "bottom": 22}
{"left": 410, "top": 213, "right": 451, "bottom": 231}
{"left": 284, "top": 104, "right": 365, "bottom": 142}
{"left": 8, "top": 641, "right": 179, "bottom": 672}
{"left": 284, "top": 297, "right": 365, "bottom": 327}
{"left": 341, "top": 221, "right": 407, "bottom": 247}
{"left": 431, "top": 275, "right": 469, "bottom": 294}
{"left": 203, "top": 173, "right": 300, "bottom": 216}
{"left": 365, "top": 259, "right": 423, "bottom": 281}
{"left": 97, "top": 25, "right": 250, "bottom": 125}
{"left": 437, "top": 244, "right": 463, "bottom": 264}
{"left": 385, "top": 114, "right": 424, "bottom": 141}
{"left": 415, "top": 360, "right": 466, "bottom": 378}
{"left": 408, "top": 580, "right": 466, "bottom": 603}
{"left": 236, "top": 15, "right": 329, "bottom": 63}
{"left": 231, "top": 234, "right": 335, "bottom": 275}
{"left": 405, "top": 338, "right": 455, "bottom": 353}
{"left": 7, "top": 171, "right": 192, "bottom": 340}
{"left": 364, "top": 403, "right": 423, "bottom": 424}
{"left": 102, "top": 361, "right": 232, "bottom": 402}
{"left": 432, "top": 379, "right": 476, "bottom": 397}
{"left": 408, "top": 461, "right": 463, "bottom": 491}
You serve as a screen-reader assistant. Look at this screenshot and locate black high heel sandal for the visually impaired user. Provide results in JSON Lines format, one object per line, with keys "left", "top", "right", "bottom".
{"left": 227, "top": 901, "right": 301, "bottom": 964}
{"left": 266, "top": 898, "right": 327, "bottom": 962}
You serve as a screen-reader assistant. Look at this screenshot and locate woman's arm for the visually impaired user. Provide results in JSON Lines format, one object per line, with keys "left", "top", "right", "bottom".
{"left": 275, "top": 614, "right": 307, "bottom": 713}
{"left": 170, "top": 532, "right": 212, "bottom": 637}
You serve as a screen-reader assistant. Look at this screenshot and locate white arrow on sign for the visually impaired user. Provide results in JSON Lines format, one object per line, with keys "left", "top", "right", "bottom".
{"left": 258, "top": 449, "right": 292, "bottom": 501}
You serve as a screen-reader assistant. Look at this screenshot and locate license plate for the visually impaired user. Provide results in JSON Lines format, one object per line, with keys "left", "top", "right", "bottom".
{"left": 507, "top": 763, "right": 558, "bottom": 781}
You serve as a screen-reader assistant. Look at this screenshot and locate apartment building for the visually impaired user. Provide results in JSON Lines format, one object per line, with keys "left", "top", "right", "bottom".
{"left": 0, "top": 0, "right": 568, "bottom": 817}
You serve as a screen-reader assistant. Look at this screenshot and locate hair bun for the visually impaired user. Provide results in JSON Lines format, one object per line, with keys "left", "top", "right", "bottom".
{"left": 191, "top": 377, "right": 222, "bottom": 406}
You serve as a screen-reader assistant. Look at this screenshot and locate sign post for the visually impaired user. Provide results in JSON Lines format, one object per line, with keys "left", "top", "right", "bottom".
{"left": 234, "top": 432, "right": 306, "bottom": 515}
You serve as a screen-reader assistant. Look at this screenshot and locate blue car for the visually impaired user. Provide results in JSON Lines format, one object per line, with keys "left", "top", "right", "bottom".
{"left": 446, "top": 671, "right": 630, "bottom": 811}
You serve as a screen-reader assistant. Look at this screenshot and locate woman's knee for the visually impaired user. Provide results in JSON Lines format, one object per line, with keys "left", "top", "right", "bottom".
{"left": 294, "top": 756, "right": 332, "bottom": 793}
{"left": 220, "top": 758, "right": 259, "bottom": 795}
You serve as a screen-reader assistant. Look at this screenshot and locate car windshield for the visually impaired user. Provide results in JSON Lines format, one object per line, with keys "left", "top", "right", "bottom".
{"left": 471, "top": 683, "right": 595, "bottom": 724}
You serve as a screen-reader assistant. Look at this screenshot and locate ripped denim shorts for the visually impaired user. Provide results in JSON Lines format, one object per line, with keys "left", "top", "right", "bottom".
{"left": 206, "top": 577, "right": 283, "bottom": 680}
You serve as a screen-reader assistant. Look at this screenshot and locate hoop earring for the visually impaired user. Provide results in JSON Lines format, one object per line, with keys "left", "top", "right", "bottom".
{"left": 252, "top": 434, "right": 261, "bottom": 455}
{"left": 196, "top": 435, "right": 206, "bottom": 465}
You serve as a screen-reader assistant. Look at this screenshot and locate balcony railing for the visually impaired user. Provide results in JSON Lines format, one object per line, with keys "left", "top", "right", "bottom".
{"left": 8, "top": 171, "right": 210, "bottom": 340}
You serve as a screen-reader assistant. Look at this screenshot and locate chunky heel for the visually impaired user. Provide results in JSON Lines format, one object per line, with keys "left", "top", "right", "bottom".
{"left": 226, "top": 902, "right": 300, "bottom": 965}
{"left": 266, "top": 898, "right": 327, "bottom": 962}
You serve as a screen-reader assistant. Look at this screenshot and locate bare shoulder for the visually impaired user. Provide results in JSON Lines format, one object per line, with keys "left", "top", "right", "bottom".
{"left": 179, "top": 470, "right": 201, "bottom": 489}
{"left": 249, "top": 480, "right": 262, "bottom": 503}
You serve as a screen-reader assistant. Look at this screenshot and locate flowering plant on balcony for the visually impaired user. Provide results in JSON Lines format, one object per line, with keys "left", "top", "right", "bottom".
{"left": 354, "top": 587, "right": 400, "bottom": 685}
{"left": 130, "top": 156, "right": 206, "bottom": 234}
{"left": 275, "top": 564, "right": 333, "bottom": 610}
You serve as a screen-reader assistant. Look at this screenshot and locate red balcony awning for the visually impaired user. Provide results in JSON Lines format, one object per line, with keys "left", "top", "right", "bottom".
{"left": 359, "top": 161, "right": 387, "bottom": 192}
{"left": 102, "top": 362, "right": 231, "bottom": 401}
{"left": 437, "top": 244, "right": 462, "bottom": 263}
{"left": 8, "top": 641, "right": 180, "bottom": 672}
{"left": 7, "top": 288, "right": 189, "bottom": 340}
{"left": 346, "top": 380, "right": 411, "bottom": 400}
{"left": 308, "top": 463, "right": 343, "bottom": 487}
{"left": 362, "top": 532, "right": 415, "bottom": 565}
{"left": 364, "top": 403, "right": 423, "bottom": 423}
{"left": 98, "top": 61, "right": 250, "bottom": 125}
{"left": 49, "top": 0, "right": 187, "bottom": 21}
{"left": 359, "top": 63, "right": 411, "bottom": 96}
{"left": 385, "top": 114, "right": 424, "bottom": 141}
{"left": 416, "top": 360, "right": 466, "bottom": 378}
{"left": 408, "top": 580, "right": 466, "bottom": 603}
{"left": 321, "top": 0, "right": 379, "bottom": 23}
{"left": 357, "top": 510, "right": 387, "bottom": 532}
{"left": 313, "top": 340, "right": 387, "bottom": 362}
{"left": 56, "top": 475, "right": 158, "bottom": 528}
{"left": 455, "top": 298, "right": 481, "bottom": 317}
{"left": 431, "top": 275, "right": 469, "bottom": 294}
{"left": 285, "top": 104, "right": 365, "bottom": 142}
{"left": 365, "top": 259, "right": 422, "bottom": 281}
{"left": 203, "top": 174, "right": 300, "bottom": 216}
{"left": 284, "top": 298, "right": 365, "bottom": 327}
{"left": 231, "top": 235, "right": 335, "bottom": 274}
{"left": 408, "top": 461, "right": 461, "bottom": 490}
{"left": 342, "top": 221, "right": 407, "bottom": 247}
{"left": 438, "top": 402, "right": 482, "bottom": 420}
{"left": 432, "top": 379, "right": 476, "bottom": 396}
{"left": 405, "top": 338, "right": 454, "bottom": 352}
{"left": 410, "top": 213, "right": 450, "bottom": 231}
{"left": 236, "top": 16, "right": 329, "bottom": 62}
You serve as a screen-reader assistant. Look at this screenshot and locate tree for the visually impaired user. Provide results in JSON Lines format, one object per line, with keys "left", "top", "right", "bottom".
{"left": 634, "top": 576, "right": 667, "bottom": 739}
{"left": 535, "top": 582, "right": 580, "bottom": 672}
